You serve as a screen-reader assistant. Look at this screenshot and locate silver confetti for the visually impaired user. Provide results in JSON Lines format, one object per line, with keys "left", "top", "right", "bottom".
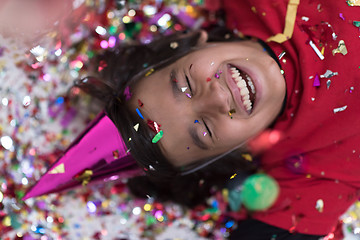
{"left": 333, "top": 105, "right": 347, "bottom": 113}
{"left": 321, "top": 70, "right": 338, "bottom": 78}
{"left": 326, "top": 80, "right": 331, "bottom": 89}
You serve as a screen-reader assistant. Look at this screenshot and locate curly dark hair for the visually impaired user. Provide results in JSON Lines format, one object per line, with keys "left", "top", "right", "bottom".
{"left": 75, "top": 27, "right": 261, "bottom": 207}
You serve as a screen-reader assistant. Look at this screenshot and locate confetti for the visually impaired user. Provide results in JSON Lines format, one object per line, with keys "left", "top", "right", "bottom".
{"left": 206, "top": 77, "right": 211, "bottom": 82}
{"left": 152, "top": 130, "right": 163, "bottom": 143}
{"left": 136, "top": 108, "right": 144, "bottom": 119}
{"left": 49, "top": 163, "right": 65, "bottom": 174}
{"left": 147, "top": 120, "right": 161, "bottom": 133}
{"left": 145, "top": 68, "right": 155, "bottom": 77}
{"left": 181, "top": 87, "right": 188, "bottom": 92}
{"left": 278, "top": 51, "right": 286, "bottom": 60}
{"left": 194, "top": 120, "right": 199, "bottom": 123}
{"left": 228, "top": 109, "right": 236, "bottom": 116}
{"left": 321, "top": 69, "right": 338, "bottom": 78}
{"left": 347, "top": 0, "right": 360, "bottom": 6}
{"left": 313, "top": 74, "right": 320, "bottom": 87}
{"left": 267, "top": 0, "right": 299, "bottom": 43}
{"left": 170, "top": 42, "right": 179, "bottom": 49}
{"left": 186, "top": 93, "right": 192, "bottom": 98}
{"left": 133, "top": 123, "right": 139, "bottom": 131}
{"left": 339, "top": 13, "right": 345, "bottom": 20}
{"left": 333, "top": 105, "right": 348, "bottom": 113}
{"left": 308, "top": 40, "right": 324, "bottom": 60}
{"left": 214, "top": 70, "right": 222, "bottom": 79}
{"left": 123, "top": 86, "right": 132, "bottom": 100}
{"left": 354, "top": 21, "right": 360, "bottom": 28}
{"left": 75, "top": 170, "right": 93, "bottom": 186}
{"left": 326, "top": 80, "right": 331, "bottom": 89}
{"left": 138, "top": 99, "right": 144, "bottom": 107}
{"left": 332, "top": 40, "right": 348, "bottom": 56}
{"left": 230, "top": 173, "right": 237, "bottom": 179}
{"left": 316, "top": 199, "right": 324, "bottom": 212}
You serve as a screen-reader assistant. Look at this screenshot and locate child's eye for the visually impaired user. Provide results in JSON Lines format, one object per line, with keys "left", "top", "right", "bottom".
{"left": 185, "top": 75, "right": 193, "bottom": 94}
{"left": 202, "top": 118, "right": 212, "bottom": 137}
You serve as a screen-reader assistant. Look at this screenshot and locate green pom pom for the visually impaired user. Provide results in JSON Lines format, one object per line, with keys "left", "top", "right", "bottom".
{"left": 241, "top": 173, "right": 279, "bottom": 211}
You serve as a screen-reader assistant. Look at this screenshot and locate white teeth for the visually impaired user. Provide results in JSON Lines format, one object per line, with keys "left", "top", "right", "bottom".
{"left": 230, "top": 67, "right": 255, "bottom": 112}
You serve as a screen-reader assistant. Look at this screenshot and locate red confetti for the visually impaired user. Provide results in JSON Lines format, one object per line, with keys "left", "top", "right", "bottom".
{"left": 138, "top": 99, "right": 144, "bottom": 107}
{"left": 147, "top": 119, "right": 161, "bottom": 133}
{"left": 206, "top": 77, "right": 211, "bottom": 82}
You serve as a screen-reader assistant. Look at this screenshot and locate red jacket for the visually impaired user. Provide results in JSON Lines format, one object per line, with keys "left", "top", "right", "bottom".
{"left": 224, "top": 0, "right": 360, "bottom": 235}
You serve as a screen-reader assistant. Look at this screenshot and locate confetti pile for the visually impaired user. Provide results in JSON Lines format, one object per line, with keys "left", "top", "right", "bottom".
{"left": 0, "top": 0, "right": 238, "bottom": 239}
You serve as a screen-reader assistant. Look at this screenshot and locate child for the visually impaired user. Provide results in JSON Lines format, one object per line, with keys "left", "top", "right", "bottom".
{"left": 26, "top": 0, "right": 360, "bottom": 239}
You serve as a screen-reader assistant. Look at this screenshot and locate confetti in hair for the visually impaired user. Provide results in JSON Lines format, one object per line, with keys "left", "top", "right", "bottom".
{"left": 123, "top": 86, "right": 132, "bottom": 100}
{"left": 145, "top": 68, "right": 154, "bottom": 77}
{"left": 170, "top": 42, "right": 179, "bottom": 49}
{"left": 152, "top": 130, "right": 164, "bottom": 143}
{"left": 136, "top": 108, "right": 144, "bottom": 119}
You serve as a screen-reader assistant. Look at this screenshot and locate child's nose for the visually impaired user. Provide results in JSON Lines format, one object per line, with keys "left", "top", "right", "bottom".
{"left": 193, "top": 80, "right": 230, "bottom": 116}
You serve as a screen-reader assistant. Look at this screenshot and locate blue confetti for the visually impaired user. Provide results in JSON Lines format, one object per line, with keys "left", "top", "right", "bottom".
{"left": 136, "top": 108, "right": 144, "bottom": 119}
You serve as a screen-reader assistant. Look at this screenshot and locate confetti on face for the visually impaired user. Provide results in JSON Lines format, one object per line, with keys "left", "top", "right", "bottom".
{"left": 152, "top": 130, "right": 163, "bottom": 143}
{"left": 138, "top": 99, "right": 144, "bottom": 107}
{"left": 203, "top": 132, "right": 207, "bottom": 137}
{"left": 206, "top": 77, "right": 211, "bottom": 82}
{"left": 194, "top": 120, "right": 199, "bottom": 123}
{"left": 147, "top": 119, "right": 161, "bottom": 133}
{"left": 228, "top": 109, "right": 236, "bottom": 116}
{"left": 136, "top": 108, "right": 144, "bottom": 119}
{"left": 123, "top": 86, "right": 132, "bottom": 101}
{"left": 214, "top": 70, "right": 222, "bottom": 79}
{"left": 186, "top": 93, "right": 192, "bottom": 99}
{"left": 181, "top": 87, "right": 187, "bottom": 92}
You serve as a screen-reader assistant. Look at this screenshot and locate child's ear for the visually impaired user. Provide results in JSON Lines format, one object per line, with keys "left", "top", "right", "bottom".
{"left": 197, "top": 30, "right": 208, "bottom": 46}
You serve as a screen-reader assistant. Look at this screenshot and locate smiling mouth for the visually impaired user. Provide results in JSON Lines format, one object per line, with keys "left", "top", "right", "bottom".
{"left": 230, "top": 66, "right": 256, "bottom": 113}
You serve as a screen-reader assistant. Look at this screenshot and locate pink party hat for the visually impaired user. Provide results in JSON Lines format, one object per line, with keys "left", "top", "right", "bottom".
{"left": 23, "top": 111, "right": 142, "bottom": 200}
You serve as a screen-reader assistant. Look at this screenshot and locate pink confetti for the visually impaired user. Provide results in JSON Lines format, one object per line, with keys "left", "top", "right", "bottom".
{"left": 339, "top": 13, "right": 345, "bottom": 20}
{"left": 313, "top": 74, "right": 320, "bottom": 87}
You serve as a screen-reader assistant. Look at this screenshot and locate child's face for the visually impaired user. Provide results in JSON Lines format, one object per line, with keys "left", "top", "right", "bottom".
{"left": 130, "top": 40, "right": 286, "bottom": 167}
